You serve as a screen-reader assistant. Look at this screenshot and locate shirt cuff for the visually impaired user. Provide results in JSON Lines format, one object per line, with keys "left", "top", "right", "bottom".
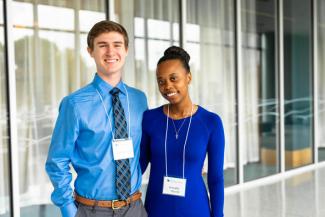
{"left": 60, "top": 202, "right": 77, "bottom": 217}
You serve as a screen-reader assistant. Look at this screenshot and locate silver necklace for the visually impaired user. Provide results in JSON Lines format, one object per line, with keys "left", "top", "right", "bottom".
{"left": 168, "top": 104, "right": 194, "bottom": 139}
{"left": 171, "top": 118, "right": 187, "bottom": 139}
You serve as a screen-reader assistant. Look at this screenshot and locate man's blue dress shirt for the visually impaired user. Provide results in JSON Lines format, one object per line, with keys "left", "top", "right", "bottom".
{"left": 45, "top": 74, "right": 148, "bottom": 217}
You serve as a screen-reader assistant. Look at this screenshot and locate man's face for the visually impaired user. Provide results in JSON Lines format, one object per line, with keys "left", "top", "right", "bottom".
{"left": 88, "top": 31, "right": 128, "bottom": 80}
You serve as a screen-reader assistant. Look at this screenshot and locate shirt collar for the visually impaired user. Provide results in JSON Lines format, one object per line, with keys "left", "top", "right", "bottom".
{"left": 92, "top": 73, "right": 127, "bottom": 96}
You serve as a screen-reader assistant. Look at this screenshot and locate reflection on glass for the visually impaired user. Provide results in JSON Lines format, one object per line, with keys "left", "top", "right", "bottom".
{"left": 80, "top": 34, "right": 97, "bottom": 84}
{"left": 318, "top": 0, "right": 325, "bottom": 162}
{"left": 134, "top": 17, "right": 145, "bottom": 37}
{"left": 132, "top": 0, "right": 180, "bottom": 108}
{"left": 147, "top": 40, "right": 172, "bottom": 106}
{"left": 38, "top": 5, "right": 74, "bottom": 30}
{"left": 187, "top": 0, "right": 237, "bottom": 186}
{"left": 173, "top": 23, "right": 179, "bottom": 41}
{"left": 79, "top": 10, "right": 105, "bottom": 32}
{"left": 13, "top": 1, "right": 33, "bottom": 27}
{"left": 0, "top": 1, "right": 2, "bottom": 24}
{"left": 114, "top": 0, "right": 180, "bottom": 185}
{"left": 14, "top": 27, "right": 72, "bottom": 217}
{"left": 0, "top": 1, "right": 11, "bottom": 215}
{"left": 12, "top": 1, "right": 105, "bottom": 216}
{"left": 284, "top": 0, "right": 313, "bottom": 170}
{"left": 147, "top": 19, "right": 171, "bottom": 39}
{"left": 241, "top": 0, "right": 278, "bottom": 181}
{"left": 186, "top": 23, "right": 200, "bottom": 42}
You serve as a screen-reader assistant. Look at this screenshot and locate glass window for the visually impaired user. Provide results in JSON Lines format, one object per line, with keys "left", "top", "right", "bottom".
{"left": 241, "top": 0, "right": 279, "bottom": 181}
{"left": 12, "top": 0, "right": 105, "bottom": 216}
{"left": 38, "top": 5, "right": 74, "bottom": 30}
{"left": 79, "top": 10, "right": 105, "bottom": 32}
{"left": 187, "top": 0, "right": 237, "bottom": 186}
{"left": 318, "top": 0, "right": 325, "bottom": 162}
{"left": 115, "top": 0, "right": 180, "bottom": 107}
{"left": 0, "top": 0, "right": 11, "bottom": 216}
{"left": 114, "top": 0, "right": 180, "bottom": 187}
{"left": 13, "top": 1, "right": 33, "bottom": 27}
{"left": 283, "top": 0, "right": 313, "bottom": 170}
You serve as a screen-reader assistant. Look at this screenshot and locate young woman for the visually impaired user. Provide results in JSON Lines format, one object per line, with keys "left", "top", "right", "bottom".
{"left": 140, "top": 46, "right": 225, "bottom": 217}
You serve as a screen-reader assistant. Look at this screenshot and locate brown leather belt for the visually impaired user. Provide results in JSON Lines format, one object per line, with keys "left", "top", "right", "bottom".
{"left": 74, "top": 191, "right": 142, "bottom": 210}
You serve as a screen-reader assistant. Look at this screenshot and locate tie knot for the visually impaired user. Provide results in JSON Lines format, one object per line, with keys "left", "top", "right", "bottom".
{"left": 110, "top": 87, "right": 120, "bottom": 96}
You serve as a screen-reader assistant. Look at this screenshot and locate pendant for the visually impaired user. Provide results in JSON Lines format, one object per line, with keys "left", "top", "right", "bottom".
{"left": 176, "top": 133, "right": 178, "bottom": 139}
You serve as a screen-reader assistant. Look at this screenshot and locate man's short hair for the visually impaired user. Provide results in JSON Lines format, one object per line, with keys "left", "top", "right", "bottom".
{"left": 87, "top": 20, "right": 129, "bottom": 50}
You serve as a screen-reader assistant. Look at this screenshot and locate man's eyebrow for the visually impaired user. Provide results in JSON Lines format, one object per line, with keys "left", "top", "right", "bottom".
{"left": 96, "top": 41, "right": 108, "bottom": 45}
{"left": 113, "top": 41, "right": 124, "bottom": 44}
{"left": 96, "top": 41, "right": 124, "bottom": 45}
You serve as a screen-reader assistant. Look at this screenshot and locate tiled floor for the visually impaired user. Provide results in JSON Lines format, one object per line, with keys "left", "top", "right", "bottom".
{"left": 1, "top": 165, "right": 325, "bottom": 217}
{"left": 225, "top": 166, "right": 325, "bottom": 217}
{"left": 224, "top": 162, "right": 277, "bottom": 187}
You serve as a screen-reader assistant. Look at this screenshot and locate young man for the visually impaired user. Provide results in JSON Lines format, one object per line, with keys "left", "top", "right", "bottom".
{"left": 45, "top": 20, "right": 148, "bottom": 217}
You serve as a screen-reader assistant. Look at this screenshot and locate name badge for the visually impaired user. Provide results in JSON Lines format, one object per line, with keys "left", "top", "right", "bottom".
{"left": 162, "top": 176, "right": 186, "bottom": 197}
{"left": 112, "top": 139, "right": 134, "bottom": 160}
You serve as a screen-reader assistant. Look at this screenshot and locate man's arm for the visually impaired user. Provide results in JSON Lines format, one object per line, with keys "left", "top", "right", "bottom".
{"left": 45, "top": 97, "right": 79, "bottom": 217}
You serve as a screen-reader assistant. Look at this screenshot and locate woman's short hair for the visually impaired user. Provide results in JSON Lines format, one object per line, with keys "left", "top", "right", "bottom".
{"left": 157, "top": 46, "right": 190, "bottom": 72}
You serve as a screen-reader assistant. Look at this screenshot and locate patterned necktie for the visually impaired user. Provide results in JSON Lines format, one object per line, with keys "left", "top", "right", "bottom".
{"left": 110, "top": 87, "right": 131, "bottom": 200}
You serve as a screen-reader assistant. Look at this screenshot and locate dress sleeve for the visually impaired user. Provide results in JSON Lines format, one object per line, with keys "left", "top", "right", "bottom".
{"left": 207, "top": 115, "right": 225, "bottom": 217}
{"left": 45, "top": 97, "right": 79, "bottom": 217}
{"left": 140, "top": 112, "right": 151, "bottom": 173}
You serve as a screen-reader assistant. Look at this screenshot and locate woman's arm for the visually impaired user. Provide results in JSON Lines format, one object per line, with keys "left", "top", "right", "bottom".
{"left": 140, "top": 112, "right": 151, "bottom": 174}
{"left": 207, "top": 115, "right": 225, "bottom": 217}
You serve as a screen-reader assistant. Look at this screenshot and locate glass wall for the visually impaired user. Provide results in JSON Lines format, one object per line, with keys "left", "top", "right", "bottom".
{"left": 283, "top": 0, "right": 313, "bottom": 170}
{"left": 115, "top": 0, "right": 180, "bottom": 107}
{"left": 318, "top": 0, "right": 325, "bottom": 162}
{"left": 186, "top": 0, "right": 237, "bottom": 186}
{"left": 0, "top": 0, "right": 325, "bottom": 216}
{"left": 12, "top": 0, "right": 105, "bottom": 215}
{"left": 133, "top": 0, "right": 180, "bottom": 107}
{"left": 114, "top": 0, "right": 180, "bottom": 185}
{"left": 0, "top": 1, "right": 11, "bottom": 216}
{"left": 241, "top": 0, "right": 279, "bottom": 181}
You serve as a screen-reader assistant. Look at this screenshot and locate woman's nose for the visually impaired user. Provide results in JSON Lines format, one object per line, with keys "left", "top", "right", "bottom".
{"left": 164, "top": 81, "right": 172, "bottom": 90}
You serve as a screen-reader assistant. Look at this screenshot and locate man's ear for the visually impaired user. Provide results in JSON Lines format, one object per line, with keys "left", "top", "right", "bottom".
{"left": 87, "top": 47, "right": 94, "bottom": 57}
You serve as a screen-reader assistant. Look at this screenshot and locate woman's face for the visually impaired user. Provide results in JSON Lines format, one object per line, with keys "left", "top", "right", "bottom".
{"left": 156, "top": 59, "right": 192, "bottom": 105}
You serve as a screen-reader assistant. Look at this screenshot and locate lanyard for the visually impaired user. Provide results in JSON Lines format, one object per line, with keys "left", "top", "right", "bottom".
{"left": 96, "top": 84, "right": 131, "bottom": 140}
{"left": 164, "top": 104, "right": 194, "bottom": 179}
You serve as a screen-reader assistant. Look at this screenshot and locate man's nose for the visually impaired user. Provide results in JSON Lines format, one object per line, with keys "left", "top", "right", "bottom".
{"left": 105, "top": 46, "right": 114, "bottom": 55}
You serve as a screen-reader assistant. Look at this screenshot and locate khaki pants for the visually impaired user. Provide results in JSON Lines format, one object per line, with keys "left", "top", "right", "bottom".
{"left": 75, "top": 200, "right": 147, "bottom": 217}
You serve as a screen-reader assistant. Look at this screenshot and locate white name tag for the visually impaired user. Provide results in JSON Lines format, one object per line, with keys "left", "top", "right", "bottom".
{"left": 112, "top": 139, "right": 134, "bottom": 160}
{"left": 162, "top": 176, "right": 186, "bottom": 197}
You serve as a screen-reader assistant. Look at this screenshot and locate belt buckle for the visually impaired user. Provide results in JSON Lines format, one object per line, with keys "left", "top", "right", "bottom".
{"left": 112, "top": 200, "right": 121, "bottom": 210}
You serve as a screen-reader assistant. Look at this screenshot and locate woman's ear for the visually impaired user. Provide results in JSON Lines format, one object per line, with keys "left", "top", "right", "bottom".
{"left": 187, "top": 72, "right": 192, "bottom": 84}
